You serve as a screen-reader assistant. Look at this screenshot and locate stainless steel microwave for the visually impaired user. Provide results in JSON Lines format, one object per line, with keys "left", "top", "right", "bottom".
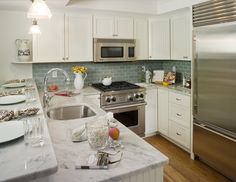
{"left": 93, "top": 38, "right": 136, "bottom": 62}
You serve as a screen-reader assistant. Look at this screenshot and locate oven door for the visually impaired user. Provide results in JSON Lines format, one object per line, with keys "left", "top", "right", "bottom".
{"left": 102, "top": 103, "right": 146, "bottom": 137}
{"left": 95, "top": 42, "right": 126, "bottom": 62}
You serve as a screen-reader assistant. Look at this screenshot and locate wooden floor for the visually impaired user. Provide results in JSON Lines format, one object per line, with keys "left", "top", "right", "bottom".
{"left": 145, "top": 135, "right": 232, "bottom": 182}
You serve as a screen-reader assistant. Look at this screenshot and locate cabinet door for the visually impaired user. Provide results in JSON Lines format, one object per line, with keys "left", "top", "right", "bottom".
{"left": 157, "top": 88, "right": 169, "bottom": 136}
{"left": 115, "top": 17, "right": 134, "bottom": 39}
{"left": 134, "top": 18, "right": 149, "bottom": 60}
{"left": 145, "top": 88, "right": 158, "bottom": 135}
{"left": 33, "top": 13, "right": 64, "bottom": 62}
{"left": 93, "top": 16, "right": 114, "bottom": 38}
{"left": 149, "top": 18, "right": 170, "bottom": 60}
{"left": 171, "top": 14, "right": 190, "bottom": 60}
{"left": 65, "top": 15, "right": 93, "bottom": 62}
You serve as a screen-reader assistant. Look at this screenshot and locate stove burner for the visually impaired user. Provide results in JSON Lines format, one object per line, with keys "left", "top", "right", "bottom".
{"left": 92, "top": 81, "right": 140, "bottom": 92}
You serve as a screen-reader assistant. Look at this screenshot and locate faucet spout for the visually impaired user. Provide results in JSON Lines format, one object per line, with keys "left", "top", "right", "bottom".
{"left": 43, "top": 68, "right": 70, "bottom": 108}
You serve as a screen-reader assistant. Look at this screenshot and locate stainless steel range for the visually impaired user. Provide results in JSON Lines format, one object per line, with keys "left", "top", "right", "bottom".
{"left": 92, "top": 81, "right": 146, "bottom": 137}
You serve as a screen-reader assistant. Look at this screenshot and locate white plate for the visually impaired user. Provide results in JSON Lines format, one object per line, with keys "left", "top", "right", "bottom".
{"left": 0, "top": 120, "right": 24, "bottom": 143}
{"left": 0, "top": 95, "right": 26, "bottom": 105}
{"left": 2, "top": 82, "right": 26, "bottom": 88}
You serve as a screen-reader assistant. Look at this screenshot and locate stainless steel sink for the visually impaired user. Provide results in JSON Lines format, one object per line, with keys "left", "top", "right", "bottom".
{"left": 47, "top": 105, "right": 96, "bottom": 120}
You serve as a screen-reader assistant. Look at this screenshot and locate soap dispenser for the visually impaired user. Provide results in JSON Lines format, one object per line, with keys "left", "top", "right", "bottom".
{"left": 145, "top": 69, "right": 152, "bottom": 84}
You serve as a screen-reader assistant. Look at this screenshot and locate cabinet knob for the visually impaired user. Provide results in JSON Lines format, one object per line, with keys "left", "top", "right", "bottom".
{"left": 62, "top": 57, "right": 65, "bottom": 60}
{"left": 176, "top": 113, "right": 182, "bottom": 117}
{"left": 149, "top": 56, "right": 152, "bottom": 58}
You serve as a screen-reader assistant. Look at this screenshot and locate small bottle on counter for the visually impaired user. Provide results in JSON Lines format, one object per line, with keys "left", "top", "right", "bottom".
{"left": 185, "top": 77, "right": 191, "bottom": 89}
{"left": 145, "top": 69, "right": 152, "bottom": 83}
{"left": 182, "top": 76, "right": 186, "bottom": 87}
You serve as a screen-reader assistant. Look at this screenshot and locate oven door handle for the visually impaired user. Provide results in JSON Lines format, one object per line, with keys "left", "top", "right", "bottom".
{"left": 102, "top": 102, "right": 147, "bottom": 111}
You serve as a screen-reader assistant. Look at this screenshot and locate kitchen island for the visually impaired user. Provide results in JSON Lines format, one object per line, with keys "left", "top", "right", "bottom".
{"left": 0, "top": 85, "right": 168, "bottom": 182}
{"left": 34, "top": 90, "right": 168, "bottom": 182}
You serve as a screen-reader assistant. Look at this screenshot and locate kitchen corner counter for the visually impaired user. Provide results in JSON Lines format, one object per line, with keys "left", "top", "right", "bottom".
{"left": 33, "top": 91, "right": 168, "bottom": 182}
{"left": 136, "top": 82, "right": 191, "bottom": 96}
{"left": 0, "top": 86, "right": 58, "bottom": 182}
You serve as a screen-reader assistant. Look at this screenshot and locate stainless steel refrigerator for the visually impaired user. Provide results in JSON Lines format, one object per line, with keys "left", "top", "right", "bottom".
{"left": 193, "top": 1, "right": 236, "bottom": 181}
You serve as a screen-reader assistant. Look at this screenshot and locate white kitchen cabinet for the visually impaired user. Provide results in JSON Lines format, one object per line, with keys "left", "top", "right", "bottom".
{"left": 157, "top": 88, "right": 169, "bottom": 136}
{"left": 33, "top": 13, "right": 64, "bottom": 62}
{"left": 65, "top": 14, "right": 93, "bottom": 62}
{"left": 149, "top": 18, "right": 170, "bottom": 60}
{"left": 134, "top": 18, "right": 149, "bottom": 60}
{"left": 93, "top": 16, "right": 134, "bottom": 39}
{"left": 145, "top": 88, "right": 157, "bottom": 136}
{"left": 157, "top": 88, "right": 191, "bottom": 150}
{"left": 171, "top": 13, "right": 190, "bottom": 60}
{"left": 33, "top": 14, "right": 93, "bottom": 62}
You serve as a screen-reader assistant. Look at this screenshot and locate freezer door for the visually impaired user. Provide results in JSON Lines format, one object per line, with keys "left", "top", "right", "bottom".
{"left": 193, "top": 22, "right": 236, "bottom": 134}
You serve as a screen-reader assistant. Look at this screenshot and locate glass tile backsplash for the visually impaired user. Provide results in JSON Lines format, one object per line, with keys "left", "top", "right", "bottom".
{"left": 33, "top": 60, "right": 191, "bottom": 89}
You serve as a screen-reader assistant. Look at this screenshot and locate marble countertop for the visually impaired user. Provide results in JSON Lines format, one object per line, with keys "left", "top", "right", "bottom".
{"left": 36, "top": 93, "right": 168, "bottom": 182}
{"left": 0, "top": 85, "right": 58, "bottom": 182}
{"left": 136, "top": 82, "right": 191, "bottom": 96}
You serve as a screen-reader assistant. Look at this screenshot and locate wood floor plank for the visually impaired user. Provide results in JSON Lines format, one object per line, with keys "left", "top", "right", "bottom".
{"left": 145, "top": 135, "right": 231, "bottom": 182}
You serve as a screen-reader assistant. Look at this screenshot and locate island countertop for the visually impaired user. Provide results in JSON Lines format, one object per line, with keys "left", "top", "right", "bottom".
{"left": 32, "top": 92, "right": 168, "bottom": 182}
{"left": 0, "top": 85, "right": 58, "bottom": 182}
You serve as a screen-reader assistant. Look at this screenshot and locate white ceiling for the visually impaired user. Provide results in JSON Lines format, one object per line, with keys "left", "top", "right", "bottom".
{"left": 0, "top": 0, "right": 208, "bottom": 14}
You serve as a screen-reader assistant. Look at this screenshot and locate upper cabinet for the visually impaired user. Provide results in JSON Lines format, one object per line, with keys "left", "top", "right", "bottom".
{"left": 65, "top": 14, "right": 93, "bottom": 62}
{"left": 33, "top": 13, "right": 93, "bottom": 62}
{"left": 134, "top": 18, "right": 149, "bottom": 60}
{"left": 149, "top": 18, "right": 170, "bottom": 60}
{"left": 148, "top": 10, "right": 191, "bottom": 61}
{"left": 93, "top": 16, "right": 134, "bottom": 39}
{"left": 171, "top": 13, "right": 190, "bottom": 60}
{"left": 32, "top": 13, "right": 64, "bottom": 62}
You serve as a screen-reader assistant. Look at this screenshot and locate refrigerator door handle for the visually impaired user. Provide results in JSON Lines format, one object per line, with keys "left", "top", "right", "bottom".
{"left": 194, "top": 123, "right": 236, "bottom": 143}
{"left": 192, "top": 33, "right": 198, "bottom": 116}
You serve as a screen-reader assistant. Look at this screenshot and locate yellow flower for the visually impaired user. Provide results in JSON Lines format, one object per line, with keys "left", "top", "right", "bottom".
{"left": 72, "top": 65, "right": 88, "bottom": 74}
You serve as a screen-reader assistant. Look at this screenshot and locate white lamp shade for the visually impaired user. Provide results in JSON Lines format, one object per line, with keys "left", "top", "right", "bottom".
{"left": 27, "top": 0, "right": 52, "bottom": 19}
{"left": 28, "top": 24, "right": 41, "bottom": 34}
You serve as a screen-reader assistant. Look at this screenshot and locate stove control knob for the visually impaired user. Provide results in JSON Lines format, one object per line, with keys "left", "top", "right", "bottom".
{"left": 128, "top": 96, "right": 134, "bottom": 101}
{"left": 135, "top": 94, "right": 139, "bottom": 99}
{"left": 106, "top": 97, "right": 111, "bottom": 103}
{"left": 111, "top": 96, "right": 116, "bottom": 102}
{"left": 140, "top": 93, "right": 144, "bottom": 98}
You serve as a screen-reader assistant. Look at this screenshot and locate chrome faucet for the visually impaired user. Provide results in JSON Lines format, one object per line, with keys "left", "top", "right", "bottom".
{"left": 43, "top": 68, "right": 70, "bottom": 108}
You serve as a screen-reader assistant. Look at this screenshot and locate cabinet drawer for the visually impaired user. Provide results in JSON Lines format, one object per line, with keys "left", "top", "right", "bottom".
{"left": 169, "top": 103, "right": 190, "bottom": 128}
{"left": 169, "top": 121, "right": 190, "bottom": 149}
{"left": 169, "top": 92, "right": 190, "bottom": 107}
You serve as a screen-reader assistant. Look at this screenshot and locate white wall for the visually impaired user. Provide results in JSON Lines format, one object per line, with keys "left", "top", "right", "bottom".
{"left": 157, "top": 0, "right": 208, "bottom": 14}
{"left": 0, "top": 10, "right": 32, "bottom": 84}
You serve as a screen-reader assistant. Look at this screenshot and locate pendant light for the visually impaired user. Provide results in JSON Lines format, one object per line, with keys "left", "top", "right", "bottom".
{"left": 27, "top": 0, "right": 52, "bottom": 19}
{"left": 28, "top": 19, "right": 41, "bottom": 34}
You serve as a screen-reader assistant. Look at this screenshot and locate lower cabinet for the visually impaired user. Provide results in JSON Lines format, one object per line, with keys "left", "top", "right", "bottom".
{"left": 157, "top": 88, "right": 191, "bottom": 150}
{"left": 145, "top": 88, "right": 158, "bottom": 136}
{"left": 157, "top": 88, "right": 169, "bottom": 136}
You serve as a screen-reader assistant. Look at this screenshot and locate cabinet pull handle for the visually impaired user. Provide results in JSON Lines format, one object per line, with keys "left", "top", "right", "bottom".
{"left": 176, "top": 98, "right": 181, "bottom": 101}
{"left": 183, "top": 56, "right": 188, "bottom": 59}
{"left": 149, "top": 56, "right": 152, "bottom": 58}
{"left": 112, "top": 34, "right": 118, "bottom": 37}
{"left": 176, "top": 113, "right": 182, "bottom": 117}
{"left": 176, "top": 132, "right": 181, "bottom": 136}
